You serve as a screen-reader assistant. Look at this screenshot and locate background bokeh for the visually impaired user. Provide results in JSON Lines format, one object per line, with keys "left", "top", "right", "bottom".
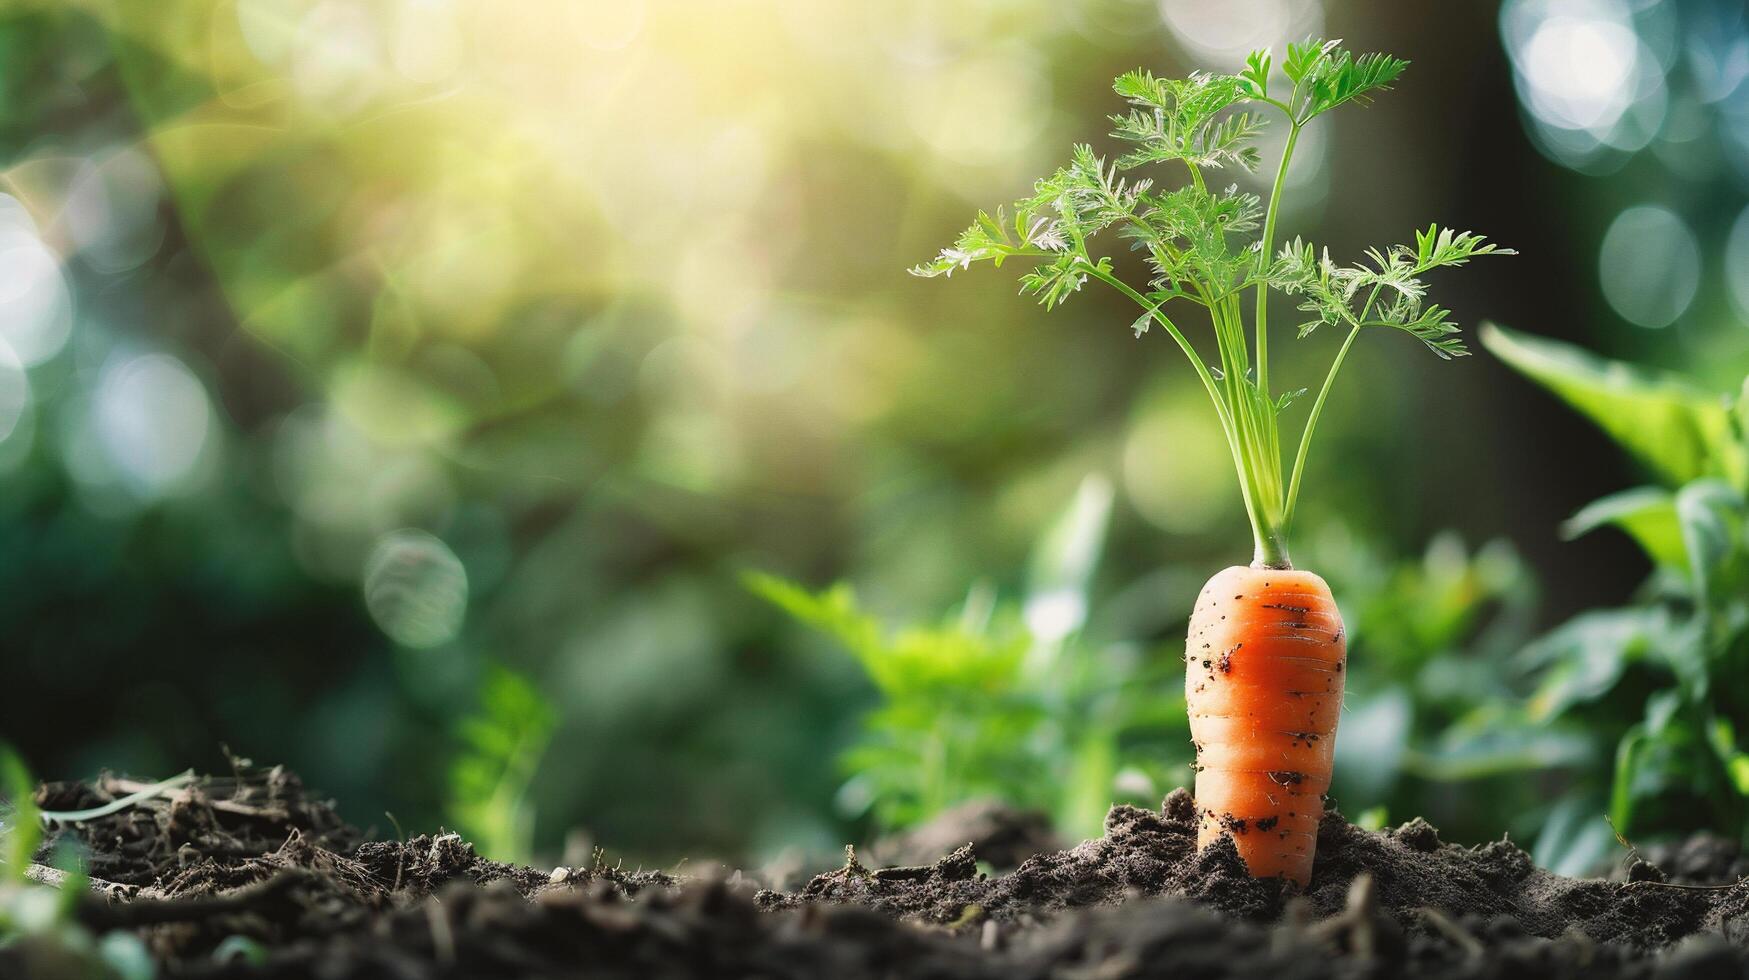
{"left": 2, "top": 0, "right": 1747, "bottom": 866}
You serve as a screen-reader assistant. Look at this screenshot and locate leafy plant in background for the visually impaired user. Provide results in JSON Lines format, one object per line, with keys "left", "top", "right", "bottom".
{"left": 0, "top": 747, "right": 155, "bottom": 979}
{"left": 1309, "top": 529, "right": 1564, "bottom": 835}
{"left": 750, "top": 477, "right": 1189, "bottom": 840}
{"left": 1484, "top": 324, "right": 1749, "bottom": 870}
{"left": 446, "top": 667, "right": 556, "bottom": 864}
{"left": 1, "top": 748, "right": 38, "bottom": 886}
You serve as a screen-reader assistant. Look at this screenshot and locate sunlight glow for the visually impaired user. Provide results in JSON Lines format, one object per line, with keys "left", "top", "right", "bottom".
{"left": 1159, "top": 0, "right": 1322, "bottom": 66}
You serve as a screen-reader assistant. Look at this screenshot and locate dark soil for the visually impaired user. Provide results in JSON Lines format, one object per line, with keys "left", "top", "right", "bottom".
{"left": 6, "top": 764, "right": 1748, "bottom": 979}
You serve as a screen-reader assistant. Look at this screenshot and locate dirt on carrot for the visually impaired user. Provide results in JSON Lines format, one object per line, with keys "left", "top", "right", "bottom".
{"left": 10, "top": 766, "right": 1748, "bottom": 979}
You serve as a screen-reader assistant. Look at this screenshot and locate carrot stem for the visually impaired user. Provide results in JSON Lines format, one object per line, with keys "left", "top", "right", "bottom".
{"left": 1283, "top": 325, "right": 1359, "bottom": 533}
{"left": 1254, "top": 122, "right": 1301, "bottom": 399}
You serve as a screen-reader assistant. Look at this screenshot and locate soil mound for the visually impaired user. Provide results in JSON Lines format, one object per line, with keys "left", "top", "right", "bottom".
{"left": 7, "top": 767, "right": 1746, "bottom": 979}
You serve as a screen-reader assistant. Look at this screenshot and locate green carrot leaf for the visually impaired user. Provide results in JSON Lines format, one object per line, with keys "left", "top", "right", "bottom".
{"left": 907, "top": 207, "right": 1063, "bottom": 279}
{"left": 1239, "top": 49, "right": 1272, "bottom": 99}
{"left": 1108, "top": 70, "right": 1262, "bottom": 172}
{"left": 1283, "top": 37, "right": 1340, "bottom": 84}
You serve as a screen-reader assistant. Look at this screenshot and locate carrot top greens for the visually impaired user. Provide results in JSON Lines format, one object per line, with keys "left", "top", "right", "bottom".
{"left": 911, "top": 39, "right": 1512, "bottom": 570}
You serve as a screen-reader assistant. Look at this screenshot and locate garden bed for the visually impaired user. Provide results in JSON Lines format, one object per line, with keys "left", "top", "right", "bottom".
{"left": 8, "top": 763, "right": 1748, "bottom": 978}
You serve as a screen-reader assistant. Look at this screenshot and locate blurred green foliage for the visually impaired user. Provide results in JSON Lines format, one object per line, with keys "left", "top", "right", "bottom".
{"left": 755, "top": 476, "right": 1557, "bottom": 845}
{"left": 1486, "top": 325, "right": 1749, "bottom": 871}
{"left": 0, "top": 748, "right": 155, "bottom": 980}
{"left": 1314, "top": 530, "right": 1570, "bottom": 829}
{"left": 446, "top": 667, "right": 556, "bottom": 864}
{"left": 1, "top": 746, "right": 40, "bottom": 884}
{"left": 750, "top": 477, "right": 1188, "bottom": 841}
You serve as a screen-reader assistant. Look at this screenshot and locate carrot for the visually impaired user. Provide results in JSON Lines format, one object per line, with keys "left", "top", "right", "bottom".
{"left": 1186, "top": 565, "right": 1344, "bottom": 885}
{"left": 911, "top": 41, "right": 1507, "bottom": 885}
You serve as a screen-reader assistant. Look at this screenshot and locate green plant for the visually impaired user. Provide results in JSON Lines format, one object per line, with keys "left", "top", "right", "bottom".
{"left": 447, "top": 666, "right": 557, "bottom": 863}
{"left": 1, "top": 747, "right": 40, "bottom": 886}
{"left": 1308, "top": 530, "right": 1589, "bottom": 839}
{"left": 750, "top": 476, "right": 1187, "bottom": 839}
{"left": 0, "top": 747, "right": 155, "bottom": 979}
{"left": 911, "top": 40, "right": 1511, "bottom": 569}
{"left": 1483, "top": 324, "right": 1749, "bottom": 864}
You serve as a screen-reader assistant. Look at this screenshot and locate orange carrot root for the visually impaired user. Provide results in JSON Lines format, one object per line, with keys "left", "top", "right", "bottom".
{"left": 1185, "top": 564, "right": 1346, "bottom": 887}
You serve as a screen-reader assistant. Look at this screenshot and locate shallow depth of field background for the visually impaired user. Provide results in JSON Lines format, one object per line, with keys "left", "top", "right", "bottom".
{"left": 1, "top": 0, "right": 1747, "bottom": 865}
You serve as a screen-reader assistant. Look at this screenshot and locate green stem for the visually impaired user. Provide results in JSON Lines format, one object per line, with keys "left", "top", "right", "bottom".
{"left": 1082, "top": 264, "right": 1228, "bottom": 431}
{"left": 1211, "top": 294, "right": 1287, "bottom": 568}
{"left": 1282, "top": 326, "right": 1358, "bottom": 532}
{"left": 1283, "top": 284, "right": 1383, "bottom": 530}
{"left": 1253, "top": 123, "right": 1301, "bottom": 398}
{"left": 1082, "top": 263, "right": 1279, "bottom": 563}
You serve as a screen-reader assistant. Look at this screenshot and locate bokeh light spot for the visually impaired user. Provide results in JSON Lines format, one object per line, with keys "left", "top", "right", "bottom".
{"left": 1597, "top": 204, "right": 1698, "bottom": 329}
{"left": 1521, "top": 11, "right": 1639, "bottom": 129}
{"left": 1502, "top": 0, "right": 1669, "bottom": 167}
{"left": 64, "top": 148, "right": 166, "bottom": 275}
{"left": 363, "top": 528, "right": 468, "bottom": 648}
{"left": 0, "top": 338, "right": 30, "bottom": 445}
{"left": 1726, "top": 205, "right": 1749, "bottom": 326}
{"left": 92, "top": 352, "right": 215, "bottom": 499}
{"left": 0, "top": 228, "right": 73, "bottom": 366}
{"left": 293, "top": 1, "right": 386, "bottom": 113}
{"left": 1160, "top": 0, "right": 1321, "bottom": 66}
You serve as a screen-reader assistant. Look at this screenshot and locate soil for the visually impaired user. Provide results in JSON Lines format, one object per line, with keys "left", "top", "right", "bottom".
{"left": 5, "top": 763, "right": 1747, "bottom": 979}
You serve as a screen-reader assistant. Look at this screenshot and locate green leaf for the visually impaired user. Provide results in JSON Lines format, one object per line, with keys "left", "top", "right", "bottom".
{"left": 1406, "top": 705, "right": 1592, "bottom": 779}
{"left": 446, "top": 666, "right": 555, "bottom": 863}
{"left": 1301, "top": 48, "right": 1411, "bottom": 120}
{"left": 1023, "top": 474, "right": 1114, "bottom": 651}
{"left": 1706, "top": 716, "right": 1749, "bottom": 796}
{"left": 1279, "top": 40, "right": 1410, "bottom": 122}
{"left": 1531, "top": 796, "right": 1617, "bottom": 877}
{"left": 1675, "top": 478, "right": 1746, "bottom": 609}
{"left": 1563, "top": 486, "right": 1685, "bottom": 568}
{"left": 745, "top": 571, "right": 881, "bottom": 661}
{"left": 1521, "top": 608, "right": 1663, "bottom": 721}
{"left": 1481, "top": 324, "right": 1741, "bottom": 487}
{"left": 1239, "top": 49, "right": 1271, "bottom": 99}
{"left": 0, "top": 745, "right": 39, "bottom": 883}
{"left": 1283, "top": 37, "right": 1340, "bottom": 84}
{"left": 212, "top": 935, "right": 270, "bottom": 967}
{"left": 1108, "top": 70, "right": 1259, "bottom": 171}
{"left": 908, "top": 207, "right": 1062, "bottom": 279}
{"left": 1609, "top": 723, "right": 1647, "bottom": 833}
{"left": 1334, "top": 687, "right": 1410, "bottom": 797}
{"left": 99, "top": 933, "right": 157, "bottom": 980}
